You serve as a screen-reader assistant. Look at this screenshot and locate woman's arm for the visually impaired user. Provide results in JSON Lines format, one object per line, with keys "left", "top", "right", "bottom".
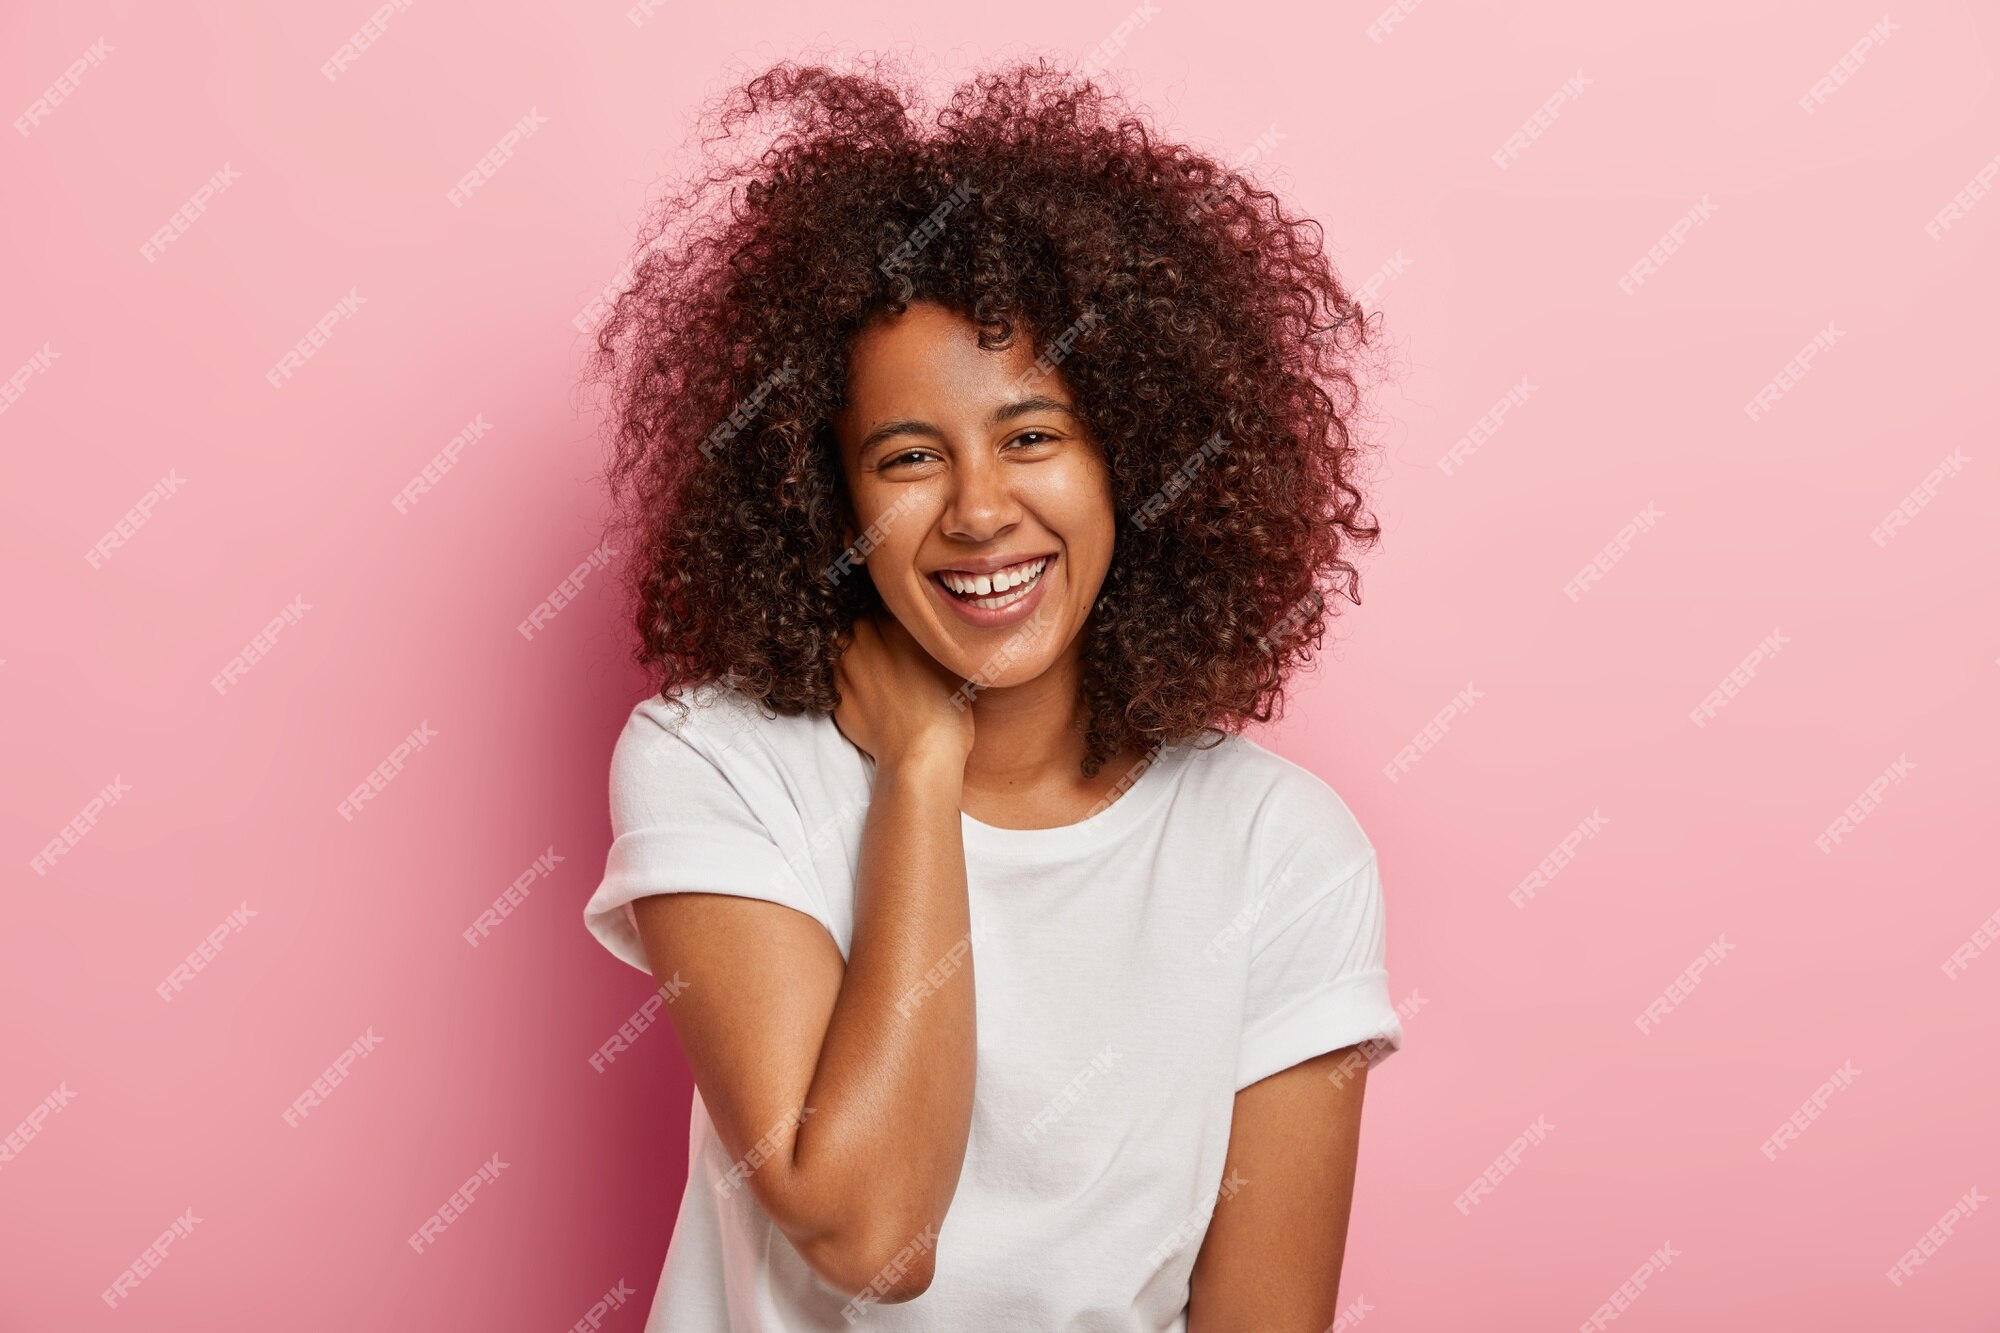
{"left": 1184, "top": 1045, "right": 1373, "bottom": 1332}
{"left": 630, "top": 740, "right": 974, "bottom": 1301}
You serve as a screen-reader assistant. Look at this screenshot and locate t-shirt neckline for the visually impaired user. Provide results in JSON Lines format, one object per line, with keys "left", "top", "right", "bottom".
{"left": 953, "top": 741, "right": 1191, "bottom": 859}
{"left": 845, "top": 719, "right": 1197, "bottom": 859}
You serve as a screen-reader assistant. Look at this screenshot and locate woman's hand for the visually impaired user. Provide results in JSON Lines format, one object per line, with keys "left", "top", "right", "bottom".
{"left": 830, "top": 613, "right": 975, "bottom": 766}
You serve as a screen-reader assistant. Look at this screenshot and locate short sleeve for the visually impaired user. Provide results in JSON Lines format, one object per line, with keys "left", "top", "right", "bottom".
{"left": 1235, "top": 849, "right": 1403, "bottom": 1091}
{"left": 581, "top": 698, "right": 832, "bottom": 974}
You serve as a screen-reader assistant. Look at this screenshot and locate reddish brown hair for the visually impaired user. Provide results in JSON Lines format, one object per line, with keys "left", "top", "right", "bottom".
{"left": 586, "top": 54, "right": 1386, "bottom": 776}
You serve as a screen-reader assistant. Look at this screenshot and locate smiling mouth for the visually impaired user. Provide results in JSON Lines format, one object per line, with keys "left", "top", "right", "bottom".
{"left": 930, "top": 554, "right": 1052, "bottom": 610}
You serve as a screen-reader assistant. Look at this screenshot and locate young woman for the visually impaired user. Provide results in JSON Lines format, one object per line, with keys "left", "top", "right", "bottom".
{"left": 581, "top": 55, "right": 1403, "bottom": 1332}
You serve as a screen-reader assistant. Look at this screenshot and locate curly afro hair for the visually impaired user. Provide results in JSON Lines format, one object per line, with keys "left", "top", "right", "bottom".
{"left": 586, "top": 53, "right": 1386, "bottom": 779}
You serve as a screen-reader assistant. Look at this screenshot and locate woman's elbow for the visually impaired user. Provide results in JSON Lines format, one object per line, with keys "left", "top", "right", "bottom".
{"left": 796, "top": 1218, "right": 941, "bottom": 1305}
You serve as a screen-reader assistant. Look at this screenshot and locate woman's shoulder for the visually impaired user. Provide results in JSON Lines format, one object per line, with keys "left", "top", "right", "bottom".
{"left": 616, "top": 680, "right": 828, "bottom": 779}
{"left": 1178, "top": 729, "right": 1376, "bottom": 877}
{"left": 627, "top": 678, "right": 771, "bottom": 739}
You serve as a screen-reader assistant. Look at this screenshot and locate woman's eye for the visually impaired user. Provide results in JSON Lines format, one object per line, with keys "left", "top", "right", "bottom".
{"left": 882, "top": 434, "right": 1056, "bottom": 468}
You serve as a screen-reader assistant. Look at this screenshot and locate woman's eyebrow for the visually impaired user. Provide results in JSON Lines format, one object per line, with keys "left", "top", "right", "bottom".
{"left": 856, "top": 396, "right": 1077, "bottom": 455}
{"left": 856, "top": 418, "right": 939, "bottom": 454}
{"left": 990, "top": 394, "right": 1076, "bottom": 425}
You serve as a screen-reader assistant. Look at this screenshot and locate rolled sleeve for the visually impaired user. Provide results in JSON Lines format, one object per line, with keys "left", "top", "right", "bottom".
{"left": 1235, "top": 852, "right": 1403, "bottom": 1091}
{"left": 582, "top": 699, "right": 830, "bottom": 974}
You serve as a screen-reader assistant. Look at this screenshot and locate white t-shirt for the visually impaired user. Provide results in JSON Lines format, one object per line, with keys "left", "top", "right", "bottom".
{"left": 582, "top": 682, "right": 1403, "bottom": 1332}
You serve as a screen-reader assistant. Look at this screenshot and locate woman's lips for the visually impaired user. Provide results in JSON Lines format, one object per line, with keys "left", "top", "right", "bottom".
{"left": 927, "top": 552, "right": 1056, "bottom": 629}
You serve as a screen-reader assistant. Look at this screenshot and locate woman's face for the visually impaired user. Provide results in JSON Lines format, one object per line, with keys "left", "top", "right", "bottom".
{"left": 833, "top": 300, "right": 1115, "bottom": 688}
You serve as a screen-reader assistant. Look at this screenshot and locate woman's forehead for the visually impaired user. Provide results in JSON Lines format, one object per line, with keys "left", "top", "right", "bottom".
{"left": 838, "top": 305, "right": 1073, "bottom": 431}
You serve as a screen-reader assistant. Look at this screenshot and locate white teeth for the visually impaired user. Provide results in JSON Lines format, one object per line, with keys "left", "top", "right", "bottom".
{"left": 954, "top": 578, "right": 1035, "bottom": 610}
{"left": 939, "top": 557, "right": 1048, "bottom": 597}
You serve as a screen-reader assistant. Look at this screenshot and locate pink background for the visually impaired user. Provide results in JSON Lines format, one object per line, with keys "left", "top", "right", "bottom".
{"left": 4, "top": 0, "right": 1997, "bottom": 1328}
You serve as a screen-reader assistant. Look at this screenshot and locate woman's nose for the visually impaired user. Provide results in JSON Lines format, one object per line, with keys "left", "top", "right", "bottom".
{"left": 942, "top": 453, "right": 1022, "bottom": 540}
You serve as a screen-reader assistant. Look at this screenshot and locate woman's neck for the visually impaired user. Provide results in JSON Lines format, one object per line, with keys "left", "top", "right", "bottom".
{"left": 956, "top": 649, "right": 1147, "bottom": 829}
